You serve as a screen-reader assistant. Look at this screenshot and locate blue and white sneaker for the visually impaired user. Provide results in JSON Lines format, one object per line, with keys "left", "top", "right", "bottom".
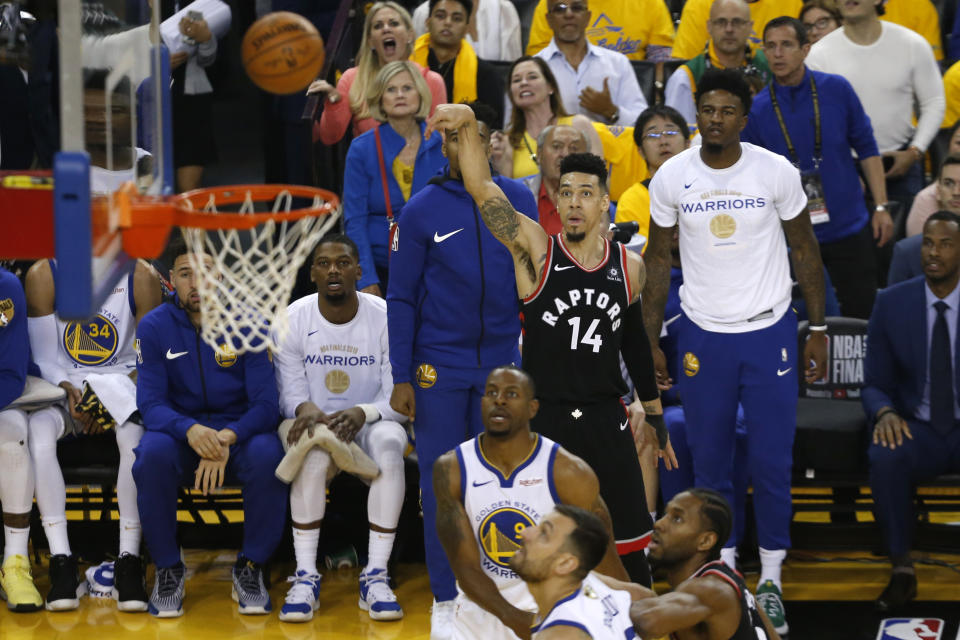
{"left": 358, "top": 567, "right": 403, "bottom": 621}
{"left": 148, "top": 562, "right": 185, "bottom": 618}
{"left": 278, "top": 570, "right": 322, "bottom": 622}
{"left": 84, "top": 561, "right": 114, "bottom": 599}
{"left": 231, "top": 556, "right": 271, "bottom": 615}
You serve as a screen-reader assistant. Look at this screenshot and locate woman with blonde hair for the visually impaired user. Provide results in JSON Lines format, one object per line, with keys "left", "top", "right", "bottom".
{"left": 341, "top": 61, "right": 447, "bottom": 297}
{"left": 311, "top": 2, "right": 446, "bottom": 146}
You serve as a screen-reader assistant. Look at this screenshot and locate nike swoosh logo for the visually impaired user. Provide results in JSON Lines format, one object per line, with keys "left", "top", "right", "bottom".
{"left": 664, "top": 314, "right": 682, "bottom": 327}
{"left": 472, "top": 479, "right": 493, "bottom": 487}
{"left": 166, "top": 349, "right": 188, "bottom": 360}
{"left": 307, "top": 330, "right": 319, "bottom": 337}
{"left": 777, "top": 368, "right": 792, "bottom": 376}
{"left": 554, "top": 264, "right": 575, "bottom": 272}
{"left": 434, "top": 228, "right": 464, "bottom": 243}
{"left": 620, "top": 420, "right": 629, "bottom": 431}
{"left": 684, "top": 179, "right": 696, "bottom": 189}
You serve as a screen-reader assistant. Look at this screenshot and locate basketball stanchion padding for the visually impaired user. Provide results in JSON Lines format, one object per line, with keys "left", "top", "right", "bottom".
{"left": 109, "top": 182, "right": 341, "bottom": 354}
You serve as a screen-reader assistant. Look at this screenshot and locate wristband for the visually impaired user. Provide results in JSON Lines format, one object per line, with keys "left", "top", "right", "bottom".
{"left": 875, "top": 407, "right": 896, "bottom": 422}
{"left": 357, "top": 403, "right": 380, "bottom": 424}
{"left": 646, "top": 413, "right": 668, "bottom": 449}
{"left": 808, "top": 325, "right": 827, "bottom": 332}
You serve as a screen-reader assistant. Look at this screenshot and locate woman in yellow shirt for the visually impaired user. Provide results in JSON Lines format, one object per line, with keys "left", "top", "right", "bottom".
{"left": 615, "top": 105, "right": 690, "bottom": 249}
{"left": 489, "top": 56, "right": 602, "bottom": 179}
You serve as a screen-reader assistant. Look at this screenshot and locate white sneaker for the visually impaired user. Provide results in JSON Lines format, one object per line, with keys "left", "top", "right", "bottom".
{"left": 84, "top": 561, "right": 114, "bottom": 599}
{"left": 430, "top": 598, "right": 456, "bottom": 640}
{"left": 358, "top": 567, "right": 403, "bottom": 620}
{"left": 279, "top": 570, "right": 321, "bottom": 622}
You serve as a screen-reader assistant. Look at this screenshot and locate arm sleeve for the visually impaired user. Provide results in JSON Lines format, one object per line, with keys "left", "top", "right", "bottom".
{"left": 318, "top": 70, "right": 355, "bottom": 146}
{"left": 671, "top": 0, "right": 709, "bottom": 60}
{"left": 648, "top": 167, "right": 679, "bottom": 228}
{"left": 342, "top": 139, "right": 381, "bottom": 290}
{"left": 135, "top": 318, "right": 196, "bottom": 440}
{"left": 524, "top": 0, "right": 551, "bottom": 56}
{"left": 620, "top": 297, "right": 659, "bottom": 403}
{"left": 612, "top": 55, "right": 648, "bottom": 126}
{"left": 385, "top": 205, "right": 429, "bottom": 385}
{"left": 663, "top": 68, "right": 697, "bottom": 130}
{"left": 226, "top": 350, "right": 280, "bottom": 444}
{"left": 274, "top": 312, "right": 310, "bottom": 419}
{"left": 375, "top": 319, "right": 407, "bottom": 423}
{"left": 775, "top": 158, "right": 807, "bottom": 221}
{"left": 27, "top": 314, "right": 70, "bottom": 385}
{"left": 861, "top": 294, "right": 898, "bottom": 418}
{"left": 843, "top": 79, "right": 880, "bottom": 160}
{"left": 0, "top": 275, "right": 29, "bottom": 408}
{"left": 910, "top": 40, "right": 947, "bottom": 151}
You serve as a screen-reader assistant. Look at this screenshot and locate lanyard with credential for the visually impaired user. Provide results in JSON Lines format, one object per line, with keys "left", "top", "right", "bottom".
{"left": 769, "top": 73, "right": 821, "bottom": 168}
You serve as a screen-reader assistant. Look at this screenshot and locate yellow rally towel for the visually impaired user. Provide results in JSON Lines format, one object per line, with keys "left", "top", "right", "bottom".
{"left": 412, "top": 33, "right": 478, "bottom": 104}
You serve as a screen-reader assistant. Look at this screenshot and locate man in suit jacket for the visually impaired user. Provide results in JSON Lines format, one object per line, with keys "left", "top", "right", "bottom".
{"left": 887, "top": 234, "right": 923, "bottom": 286}
{"left": 863, "top": 210, "right": 960, "bottom": 611}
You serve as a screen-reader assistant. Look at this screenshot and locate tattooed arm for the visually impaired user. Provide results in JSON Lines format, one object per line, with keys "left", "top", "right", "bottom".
{"left": 782, "top": 209, "right": 828, "bottom": 382}
{"left": 427, "top": 104, "right": 549, "bottom": 297}
{"left": 639, "top": 221, "right": 676, "bottom": 390}
{"left": 553, "top": 448, "right": 630, "bottom": 581}
{"left": 433, "top": 452, "right": 535, "bottom": 639}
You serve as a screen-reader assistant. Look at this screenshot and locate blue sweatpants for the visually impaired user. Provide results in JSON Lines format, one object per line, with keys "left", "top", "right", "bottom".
{"left": 675, "top": 310, "right": 798, "bottom": 550}
{"left": 660, "top": 404, "right": 750, "bottom": 547}
{"left": 412, "top": 363, "right": 494, "bottom": 602}
{"left": 133, "top": 430, "right": 288, "bottom": 568}
{"left": 869, "top": 420, "right": 960, "bottom": 558}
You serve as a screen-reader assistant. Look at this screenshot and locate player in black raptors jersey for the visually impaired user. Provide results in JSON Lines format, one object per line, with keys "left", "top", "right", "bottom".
{"left": 600, "top": 490, "right": 780, "bottom": 640}
{"left": 426, "top": 105, "right": 676, "bottom": 587}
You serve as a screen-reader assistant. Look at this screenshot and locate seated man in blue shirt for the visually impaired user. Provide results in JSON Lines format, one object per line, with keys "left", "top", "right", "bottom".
{"left": 742, "top": 16, "right": 892, "bottom": 320}
{"left": 133, "top": 237, "right": 286, "bottom": 618}
{"left": 863, "top": 210, "right": 960, "bottom": 611}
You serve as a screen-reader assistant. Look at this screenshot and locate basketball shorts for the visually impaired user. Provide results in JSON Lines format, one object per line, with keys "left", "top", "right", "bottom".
{"left": 531, "top": 399, "right": 653, "bottom": 554}
{"left": 452, "top": 583, "right": 535, "bottom": 640}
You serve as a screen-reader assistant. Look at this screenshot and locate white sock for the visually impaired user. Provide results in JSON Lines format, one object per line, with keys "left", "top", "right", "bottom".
{"left": 759, "top": 547, "right": 786, "bottom": 587}
{"left": 293, "top": 527, "right": 320, "bottom": 575}
{"left": 3, "top": 525, "right": 30, "bottom": 561}
{"left": 42, "top": 516, "right": 71, "bottom": 557}
{"left": 366, "top": 530, "right": 396, "bottom": 571}
{"left": 118, "top": 517, "right": 141, "bottom": 557}
{"left": 720, "top": 547, "right": 737, "bottom": 569}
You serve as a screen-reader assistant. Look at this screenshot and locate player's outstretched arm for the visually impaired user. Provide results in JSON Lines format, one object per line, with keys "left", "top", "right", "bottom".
{"left": 781, "top": 209, "right": 828, "bottom": 382}
{"left": 426, "top": 104, "right": 549, "bottom": 297}
{"left": 591, "top": 573, "right": 656, "bottom": 602}
{"left": 628, "top": 576, "right": 738, "bottom": 638}
{"left": 552, "top": 448, "right": 629, "bottom": 581}
{"left": 433, "top": 451, "right": 535, "bottom": 639}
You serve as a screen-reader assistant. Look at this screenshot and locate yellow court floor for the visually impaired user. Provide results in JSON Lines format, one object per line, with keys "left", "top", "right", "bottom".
{"left": 1, "top": 550, "right": 958, "bottom": 640}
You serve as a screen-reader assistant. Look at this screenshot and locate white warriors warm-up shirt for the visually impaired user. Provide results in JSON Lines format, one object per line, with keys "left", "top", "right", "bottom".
{"left": 531, "top": 573, "right": 636, "bottom": 639}
{"left": 274, "top": 292, "right": 404, "bottom": 421}
{"left": 455, "top": 433, "right": 562, "bottom": 611}
{"left": 649, "top": 143, "right": 807, "bottom": 333}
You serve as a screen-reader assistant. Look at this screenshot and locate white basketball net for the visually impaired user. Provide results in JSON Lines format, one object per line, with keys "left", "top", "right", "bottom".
{"left": 180, "top": 188, "right": 340, "bottom": 354}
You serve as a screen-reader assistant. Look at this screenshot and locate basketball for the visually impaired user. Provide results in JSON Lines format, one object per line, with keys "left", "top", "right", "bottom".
{"left": 241, "top": 12, "right": 325, "bottom": 95}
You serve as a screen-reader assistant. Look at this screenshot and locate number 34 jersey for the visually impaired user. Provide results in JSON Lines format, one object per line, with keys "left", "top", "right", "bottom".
{"left": 520, "top": 235, "right": 630, "bottom": 403}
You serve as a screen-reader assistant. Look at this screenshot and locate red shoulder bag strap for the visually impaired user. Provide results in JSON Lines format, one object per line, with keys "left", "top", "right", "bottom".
{"left": 373, "top": 124, "right": 393, "bottom": 222}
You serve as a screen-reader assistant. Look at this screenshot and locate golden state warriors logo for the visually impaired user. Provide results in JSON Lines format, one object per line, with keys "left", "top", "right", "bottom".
{"left": 683, "top": 352, "right": 700, "bottom": 377}
{"left": 479, "top": 508, "right": 535, "bottom": 568}
{"left": 709, "top": 214, "right": 737, "bottom": 239}
{"left": 63, "top": 315, "right": 118, "bottom": 366}
{"left": 0, "top": 298, "right": 13, "bottom": 327}
{"left": 325, "top": 370, "right": 350, "bottom": 394}
{"left": 215, "top": 343, "right": 237, "bottom": 368}
{"left": 416, "top": 363, "right": 437, "bottom": 389}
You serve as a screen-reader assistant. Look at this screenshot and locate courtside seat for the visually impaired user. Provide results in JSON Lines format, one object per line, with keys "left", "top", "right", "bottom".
{"left": 793, "top": 317, "right": 870, "bottom": 480}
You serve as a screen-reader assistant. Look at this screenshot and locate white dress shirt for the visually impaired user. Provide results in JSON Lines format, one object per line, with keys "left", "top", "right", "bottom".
{"left": 535, "top": 38, "right": 647, "bottom": 126}
{"left": 916, "top": 281, "right": 960, "bottom": 422}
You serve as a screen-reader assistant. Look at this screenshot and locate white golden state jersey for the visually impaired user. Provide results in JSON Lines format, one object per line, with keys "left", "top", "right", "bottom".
{"left": 531, "top": 573, "right": 636, "bottom": 639}
{"left": 456, "top": 433, "right": 561, "bottom": 594}
{"left": 50, "top": 259, "right": 138, "bottom": 386}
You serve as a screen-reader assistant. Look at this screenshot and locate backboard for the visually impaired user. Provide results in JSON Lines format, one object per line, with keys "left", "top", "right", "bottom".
{"left": 0, "top": 0, "right": 172, "bottom": 319}
{"left": 55, "top": 0, "right": 173, "bottom": 319}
